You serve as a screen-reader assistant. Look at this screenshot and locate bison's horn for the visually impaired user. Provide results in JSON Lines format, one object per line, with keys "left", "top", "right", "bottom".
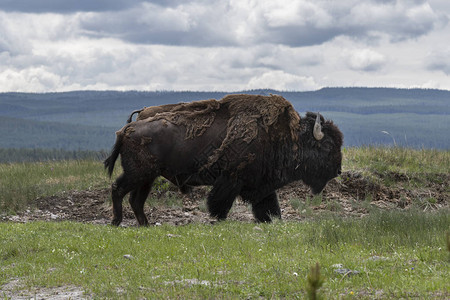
{"left": 313, "top": 113, "right": 324, "bottom": 141}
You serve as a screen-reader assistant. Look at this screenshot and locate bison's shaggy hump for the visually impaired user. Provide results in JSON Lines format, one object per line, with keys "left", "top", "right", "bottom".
{"left": 203, "top": 94, "right": 301, "bottom": 169}
{"left": 132, "top": 94, "right": 300, "bottom": 143}
{"left": 138, "top": 99, "right": 220, "bottom": 139}
{"left": 221, "top": 93, "right": 300, "bottom": 143}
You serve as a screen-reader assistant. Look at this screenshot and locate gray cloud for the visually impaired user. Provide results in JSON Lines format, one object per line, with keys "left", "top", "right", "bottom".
{"left": 78, "top": 2, "right": 238, "bottom": 47}
{"left": 1, "top": 0, "right": 450, "bottom": 92}
{"left": 72, "top": 0, "right": 448, "bottom": 48}
{"left": 0, "top": 0, "right": 140, "bottom": 13}
{"left": 261, "top": 26, "right": 343, "bottom": 47}
{"left": 0, "top": 1, "right": 447, "bottom": 48}
{"left": 427, "top": 49, "right": 450, "bottom": 75}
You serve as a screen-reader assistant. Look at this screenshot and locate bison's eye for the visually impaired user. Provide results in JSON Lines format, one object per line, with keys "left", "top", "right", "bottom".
{"left": 322, "top": 141, "right": 333, "bottom": 152}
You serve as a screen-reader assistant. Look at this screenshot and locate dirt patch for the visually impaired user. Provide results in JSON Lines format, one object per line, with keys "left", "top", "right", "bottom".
{"left": 2, "top": 171, "right": 448, "bottom": 226}
{"left": 0, "top": 278, "right": 90, "bottom": 300}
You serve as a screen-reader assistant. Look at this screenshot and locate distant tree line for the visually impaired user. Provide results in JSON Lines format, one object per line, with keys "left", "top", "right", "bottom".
{"left": 1, "top": 88, "right": 449, "bottom": 151}
{"left": 0, "top": 148, "right": 109, "bottom": 163}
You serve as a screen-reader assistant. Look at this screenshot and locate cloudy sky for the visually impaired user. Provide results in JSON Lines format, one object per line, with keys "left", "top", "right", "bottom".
{"left": 1, "top": 0, "right": 449, "bottom": 92}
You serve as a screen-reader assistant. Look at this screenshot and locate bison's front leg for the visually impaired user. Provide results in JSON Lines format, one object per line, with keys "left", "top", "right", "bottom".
{"left": 207, "top": 176, "right": 242, "bottom": 220}
{"left": 251, "top": 191, "right": 281, "bottom": 223}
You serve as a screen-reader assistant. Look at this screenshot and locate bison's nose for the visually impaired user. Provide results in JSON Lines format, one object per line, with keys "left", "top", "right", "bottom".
{"left": 337, "top": 169, "right": 342, "bottom": 175}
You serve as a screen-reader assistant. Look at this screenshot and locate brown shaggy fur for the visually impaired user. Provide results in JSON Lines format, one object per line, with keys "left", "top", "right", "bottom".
{"left": 128, "top": 94, "right": 301, "bottom": 168}
{"left": 203, "top": 94, "right": 300, "bottom": 168}
{"left": 135, "top": 104, "right": 179, "bottom": 120}
{"left": 223, "top": 94, "right": 300, "bottom": 141}
{"left": 137, "top": 99, "right": 220, "bottom": 139}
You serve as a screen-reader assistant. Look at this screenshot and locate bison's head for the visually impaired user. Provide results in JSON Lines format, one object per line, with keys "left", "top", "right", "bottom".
{"left": 298, "top": 112, "right": 343, "bottom": 194}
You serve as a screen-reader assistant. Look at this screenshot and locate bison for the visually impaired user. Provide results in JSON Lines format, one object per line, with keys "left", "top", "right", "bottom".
{"left": 104, "top": 94, "right": 343, "bottom": 226}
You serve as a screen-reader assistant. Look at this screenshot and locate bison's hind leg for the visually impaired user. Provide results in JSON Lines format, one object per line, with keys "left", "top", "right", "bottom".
{"left": 207, "top": 176, "right": 242, "bottom": 221}
{"left": 128, "top": 179, "right": 154, "bottom": 226}
{"left": 111, "top": 173, "right": 136, "bottom": 226}
{"left": 251, "top": 191, "right": 281, "bottom": 223}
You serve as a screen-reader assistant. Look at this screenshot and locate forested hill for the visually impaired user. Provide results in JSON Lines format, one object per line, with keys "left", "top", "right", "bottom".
{"left": 0, "top": 87, "right": 449, "bottom": 153}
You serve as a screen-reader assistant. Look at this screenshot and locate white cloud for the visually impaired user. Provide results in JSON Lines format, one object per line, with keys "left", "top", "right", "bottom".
{"left": 0, "top": 0, "right": 450, "bottom": 92}
{"left": 247, "top": 71, "right": 320, "bottom": 91}
{"left": 0, "top": 12, "right": 32, "bottom": 54}
{"left": 0, "top": 67, "right": 63, "bottom": 92}
{"left": 345, "top": 48, "right": 386, "bottom": 72}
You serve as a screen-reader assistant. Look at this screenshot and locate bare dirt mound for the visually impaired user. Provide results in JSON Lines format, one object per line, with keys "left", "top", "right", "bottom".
{"left": 3, "top": 171, "right": 448, "bottom": 226}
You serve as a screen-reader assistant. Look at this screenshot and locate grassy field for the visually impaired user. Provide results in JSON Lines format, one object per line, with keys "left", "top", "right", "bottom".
{"left": 0, "top": 160, "right": 113, "bottom": 214}
{"left": 1, "top": 211, "right": 449, "bottom": 299}
{"left": 343, "top": 147, "right": 449, "bottom": 174}
{"left": 1, "top": 147, "right": 448, "bottom": 214}
{"left": 1, "top": 147, "right": 449, "bottom": 298}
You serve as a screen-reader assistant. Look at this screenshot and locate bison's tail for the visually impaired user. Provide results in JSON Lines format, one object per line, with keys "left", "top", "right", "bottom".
{"left": 126, "top": 108, "right": 144, "bottom": 123}
{"left": 104, "top": 133, "right": 123, "bottom": 177}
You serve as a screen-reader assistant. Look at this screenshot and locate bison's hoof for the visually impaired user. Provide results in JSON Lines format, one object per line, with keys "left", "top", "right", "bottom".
{"left": 111, "top": 219, "right": 122, "bottom": 226}
{"left": 137, "top": 220, "right": 149, "bottom": 227}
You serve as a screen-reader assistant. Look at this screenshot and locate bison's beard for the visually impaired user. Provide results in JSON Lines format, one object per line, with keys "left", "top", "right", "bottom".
{"left": 300, "top": 155, "right": 342, "bottom": 195}
{"left": 310, "top": 181, "right": 328, "bottom": 195}
{"left": 301, "top": 173, "right": 334, "bottom": 195}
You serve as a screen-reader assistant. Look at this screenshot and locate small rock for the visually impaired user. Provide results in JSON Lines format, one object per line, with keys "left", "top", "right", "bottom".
{"left": 155, "top": 222, "right": 162, "bottom": 226}
{"left": 368, "top": 255, "right": 388, "bottom": 261}
{"left": 216, "top": 270, "right": 230, "bottom": 275}
{"left": 334, "top": 268, "right": 360, "bottom": 276}
{"left": 164, "top": 279, "right": 210, "bottom": 286}
{"left": 123, "top": 254, "right": 134, "bottom": 260}
{"left": 253, "top": 226, "right": 263, "bottom": 231}
{"left": 166, "top": 234, "right": 181, "bottom": 238}
{"left": 332, "top": 263, "right": 344, "bottom": 268}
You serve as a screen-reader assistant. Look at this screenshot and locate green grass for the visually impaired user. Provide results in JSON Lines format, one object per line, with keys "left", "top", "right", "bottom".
{"left": 1, "top": 210, "right": 449, "bottom": 299}
{"left": 343, "top": 147, "right": 450, "bottom": 189}
{"left": 0, "top": 160, "right": 114, "bottom": 214}
{"left": 343, "top": 147, "right": 449, "bottom": 174}
{"left": 1, "top": 147, "right": 449, "bottom": 298}
{"left": 2, "top": 147, "right": 448, "bottom": 214}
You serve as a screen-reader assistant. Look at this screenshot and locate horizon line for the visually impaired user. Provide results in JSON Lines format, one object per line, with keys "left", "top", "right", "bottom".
{"left": 2, "top": 86, "right": 450, "bottom": 94}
